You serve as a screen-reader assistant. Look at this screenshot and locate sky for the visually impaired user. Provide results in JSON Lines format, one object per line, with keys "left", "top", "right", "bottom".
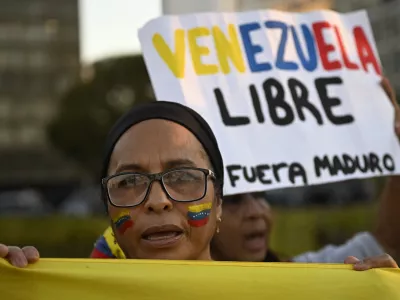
{"left": 79, "top": 0, "right": 162, "bottom": 63}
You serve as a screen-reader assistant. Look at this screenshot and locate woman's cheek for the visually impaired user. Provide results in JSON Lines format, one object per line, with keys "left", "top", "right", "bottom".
{"left": 186, "top": 202, "right": 212, "bottom": 228}
{"left": 111, "top": 209, "right": 134, "bottom": 235}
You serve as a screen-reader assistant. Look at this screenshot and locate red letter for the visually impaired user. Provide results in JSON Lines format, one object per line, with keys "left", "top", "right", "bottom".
{"left": 353, "top": 26, "right": 381, "bottom": 75}
{"left": 313, "top": 22, "right": 341, "bottom": 70}
{"left": 334, "top": 26, "right": 358, "bottom": 70}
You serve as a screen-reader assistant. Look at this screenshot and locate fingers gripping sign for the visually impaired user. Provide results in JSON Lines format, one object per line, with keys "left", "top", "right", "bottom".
{"left": 0, "top": 243, "right": 7, "bottom": 258}
{"left": 345, "top": 254, "right": 398, "bottom": 271}
{"left": 0, "top": 243, "right": 40, "bottom": 268}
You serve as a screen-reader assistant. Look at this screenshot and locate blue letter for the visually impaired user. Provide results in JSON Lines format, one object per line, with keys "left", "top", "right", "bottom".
{"left": 239, "top": 22, "right": 272, "bottom": 72}
{"left": 291, "top": 24, "right": 317, "bottom": 71}
{"left": 265, "top": 21, "right": 298, "bottom": 71}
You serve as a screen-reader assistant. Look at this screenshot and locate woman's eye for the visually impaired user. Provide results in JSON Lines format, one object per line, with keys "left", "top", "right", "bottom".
{"left": 170, "top": 172, "right": 196, "bottom": 182}
{"left": 117, "top": 179, "right": 130, "bottom": 188}
{"left": 118, "top": 176, "right": 140, "bottom": 187}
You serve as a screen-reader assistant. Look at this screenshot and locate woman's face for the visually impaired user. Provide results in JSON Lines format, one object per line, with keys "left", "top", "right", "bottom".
{"left": 211, "top": 193, "right": 272, "bottom": 262}
{"left": 106, "top": 119, "right": 222, "bottom": 260}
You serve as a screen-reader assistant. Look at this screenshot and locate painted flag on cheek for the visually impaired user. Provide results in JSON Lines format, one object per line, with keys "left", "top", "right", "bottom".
{"left": 187, "top": 202, "right": 212, "bottom": 227}
{"left": 112, "top": 210, "right": 134, "bottom": 235}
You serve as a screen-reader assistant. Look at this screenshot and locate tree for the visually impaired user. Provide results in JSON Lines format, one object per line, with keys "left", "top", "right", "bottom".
{"left": 47, "top": 54, "right": 155, "bottom": 181}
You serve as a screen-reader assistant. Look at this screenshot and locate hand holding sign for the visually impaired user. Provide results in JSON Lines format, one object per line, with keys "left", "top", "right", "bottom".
{"left": 139, "top": 9, "right": 400, "bottom": 196}
{"left": 0, "top": 243, "right": 39, "bottom": 268}
{"left": 345, "top": 253, "right": 398, "bottom": 271}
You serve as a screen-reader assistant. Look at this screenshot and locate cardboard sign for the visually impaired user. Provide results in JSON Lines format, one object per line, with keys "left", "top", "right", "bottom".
{"left": 139, "top": 9, "right": 400, "bottom": 195}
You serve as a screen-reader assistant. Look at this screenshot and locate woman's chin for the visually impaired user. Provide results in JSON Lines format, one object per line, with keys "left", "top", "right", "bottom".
{"left": 136, "top": 248, "right": 189, "bottom": 261}
{"left": 131, "top": 241, "right": 191, "bottom": 260}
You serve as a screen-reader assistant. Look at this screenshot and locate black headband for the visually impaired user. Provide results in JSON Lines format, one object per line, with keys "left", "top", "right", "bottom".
{"left": 101, "top": 101, "right": 224, "bottom": 201}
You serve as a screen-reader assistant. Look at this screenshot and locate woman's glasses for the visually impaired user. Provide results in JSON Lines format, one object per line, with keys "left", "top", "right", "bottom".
{"left": 102, "top": 167, "right": 216, "bottom": 208}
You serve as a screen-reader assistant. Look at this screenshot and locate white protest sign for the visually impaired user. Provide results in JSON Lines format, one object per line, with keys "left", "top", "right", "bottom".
{"left": 138, "top": 9, "right": 400, "bottom": 196}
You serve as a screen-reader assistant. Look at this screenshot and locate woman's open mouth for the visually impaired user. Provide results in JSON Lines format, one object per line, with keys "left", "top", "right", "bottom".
{"left": 141, "top": 225, "right": 184, "bottom": 248}
{"left": 243, "top": 231, "right": 266, "bottom": 252}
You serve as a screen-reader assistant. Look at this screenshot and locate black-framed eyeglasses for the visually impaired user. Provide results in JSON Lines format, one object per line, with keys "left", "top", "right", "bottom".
{"left": 102, "top": 167, "right": 216, "bottom": 208}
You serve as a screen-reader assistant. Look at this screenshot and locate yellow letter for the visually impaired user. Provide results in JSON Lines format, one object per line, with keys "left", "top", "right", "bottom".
{"left": 188, "top": 27, "right": 218, "bottom": 75}
{"left": 152, "top": 30, "right": 185, "bottom": 78}
{"left": 212, "top": 25, "right": 246, "bottom": 74}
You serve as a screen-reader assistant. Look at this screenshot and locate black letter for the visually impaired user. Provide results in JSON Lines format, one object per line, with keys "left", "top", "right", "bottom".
{"left": 263, "top": 78, "right": 295, "bottom": 126}
{"left": 354, "top": 155, "right": 370, "bottom": 173}
{"left": 288, "top": 78, "right": 323, "bottom": 125}
{"left": 314, "top": 155, "right": 333, "bottom": 177}
{"left": 244, "top": 166, "right": 257, "bottom": 183}
{"left": 256, "top": 165, "right": 272, "bottom": 184}
{"left": 288, "top": 162, "right": 308, "bottom": 184}
{"left": 249, "top": 84, "right": 265, "bottom": 123}
{"left": 214, "top": 88, "right": 250, "bottom": 126}
{"left": 342, "top": 154, "right": 356, "bottom": 174}
{"left": 331, "top": 155, "right": 343, "bottom": 176}
{"left": 315, "top": 77, "right": 354, "bottom": 125}
{"left": 226, "top": 165, "right": 242, "bottom": 187}
{"left": 369, "top": 153, "right": 383, "bottom": 173}
{"left": 272, "top": 163, "right": 288, "bottom": 182}
{"left": 383, "top": 154, "right": 395, "bottom": 171}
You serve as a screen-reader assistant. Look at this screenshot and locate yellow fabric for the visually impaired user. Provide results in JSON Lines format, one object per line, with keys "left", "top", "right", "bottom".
{"left": 1, "top": 258, "right": 400, "bottom": 299}
{"left": 103, "top": 226, "right": 125, "bottom": 259}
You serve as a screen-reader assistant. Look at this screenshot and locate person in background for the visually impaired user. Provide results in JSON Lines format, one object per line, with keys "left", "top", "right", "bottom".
{"left": 91, "top": 78, "right": 400, "bottom": 264}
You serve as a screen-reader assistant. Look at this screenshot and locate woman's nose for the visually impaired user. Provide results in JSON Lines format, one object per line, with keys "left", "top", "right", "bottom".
{"left": 143, "top": 181, "right": 173, "bottom": 213}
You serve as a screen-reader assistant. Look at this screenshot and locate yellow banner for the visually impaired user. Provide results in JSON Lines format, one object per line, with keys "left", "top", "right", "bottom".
{"left": 1, "top": 259, "right": 400, "bottom": 299}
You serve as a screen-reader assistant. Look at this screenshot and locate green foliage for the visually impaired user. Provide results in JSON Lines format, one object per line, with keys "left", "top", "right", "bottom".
{"left": 47, "top": 55, "right": 155, "bottom": 179}
{"left": 0, "top": 217, "right": 108, "bottom": 257}
{"left": 270, "top": 204, "right": 376, "bottom": 257}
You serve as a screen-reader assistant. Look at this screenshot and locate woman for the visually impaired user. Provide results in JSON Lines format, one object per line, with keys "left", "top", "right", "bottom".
{"left": 0, "top": 101, "right": 397, "bottom": 270}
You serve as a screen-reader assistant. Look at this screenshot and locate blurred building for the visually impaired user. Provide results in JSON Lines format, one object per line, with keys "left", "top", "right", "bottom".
{"left": 0, "top": 0, "right": 81, "bottom": 189}
{"left": 162, "top": 0, "right": 400, "bottom": 91}
{"left": 162, "top": 0, "right": 333, "bottom": 15}
{"left": 162, "top": 0, "right": 235, "bottom": 14}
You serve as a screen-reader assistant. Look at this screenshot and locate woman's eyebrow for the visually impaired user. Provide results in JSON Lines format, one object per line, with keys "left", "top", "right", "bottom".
{"left": 114, "top": 159, "right": 198, "bottom": 174}
{"left": 115, "top": 163, "right": 147, "bottom": 173}
{"left": 165, "top": 159, "right": 197, "bottom": 169}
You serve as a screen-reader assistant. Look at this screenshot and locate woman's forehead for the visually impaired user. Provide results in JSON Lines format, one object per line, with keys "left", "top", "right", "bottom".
{"left": 109, "top": 119, "right": 209, "bottom": 172}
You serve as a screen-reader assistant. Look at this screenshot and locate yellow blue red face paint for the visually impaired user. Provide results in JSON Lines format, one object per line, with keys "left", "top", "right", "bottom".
{"left": 112, "top": 210, "right": 133, "bottom": 235}
{"left": 187, "top": 202, "right": 212, "bottom": 227}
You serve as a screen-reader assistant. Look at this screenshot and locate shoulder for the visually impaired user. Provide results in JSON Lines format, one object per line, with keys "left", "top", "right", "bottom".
{"left": 292, "top": 231, "right": 384, "bottom": 263}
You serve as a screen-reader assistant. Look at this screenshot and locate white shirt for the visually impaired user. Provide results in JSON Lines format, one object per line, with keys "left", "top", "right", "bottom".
{"left": 292, "top": 232, "right": 384, "bottom": 263}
